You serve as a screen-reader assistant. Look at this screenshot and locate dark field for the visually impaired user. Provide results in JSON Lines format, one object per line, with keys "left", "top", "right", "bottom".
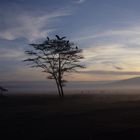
{"left": 1, "top": 93, "right": 140, "bottom": 140}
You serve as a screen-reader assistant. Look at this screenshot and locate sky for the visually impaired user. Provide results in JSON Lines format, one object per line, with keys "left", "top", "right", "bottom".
{"left": 1, "top": 0, "right": 140, "bottom": 82}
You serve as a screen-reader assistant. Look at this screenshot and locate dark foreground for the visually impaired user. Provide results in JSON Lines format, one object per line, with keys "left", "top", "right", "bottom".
{"left": 1, "top": 93, "right": 140, "bottom": 140}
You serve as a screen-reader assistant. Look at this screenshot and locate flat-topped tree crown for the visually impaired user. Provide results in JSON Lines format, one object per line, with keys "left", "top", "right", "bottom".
{"left": 24, "top": 35, "right": 85, "bottom": 97}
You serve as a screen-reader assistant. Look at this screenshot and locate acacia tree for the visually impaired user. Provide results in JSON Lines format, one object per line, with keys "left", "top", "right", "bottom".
{"left": 24, "top": 35, "right": 84, "bottom": 97}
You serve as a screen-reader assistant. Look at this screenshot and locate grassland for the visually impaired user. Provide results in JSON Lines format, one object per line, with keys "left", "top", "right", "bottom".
{"left": 1, "top": 93, "right": 140, "bottom": 140}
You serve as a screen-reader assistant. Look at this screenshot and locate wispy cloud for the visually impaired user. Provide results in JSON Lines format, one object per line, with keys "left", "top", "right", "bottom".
{"left": 0, "top": 1, "right": 75, "bottom": 82}
{"left": 75, "top": 0, "right": 86, "bottom": 4}
{"left": 0, "top": 66, "right": 46, "bottom": 82}
{"left": 79, "top": 70, "right": 140, "bottom": 76}
{"left": 74, "top": 27, "right": 140, "bottom": 42}
{"left": 83, "top": 43, "right": 140, "bottom": 72}
{"left": 0, "top": 9, "right": 72, "bottom": 42}
{"left": 0, "top": 47, "right": 25, "bottom": 60}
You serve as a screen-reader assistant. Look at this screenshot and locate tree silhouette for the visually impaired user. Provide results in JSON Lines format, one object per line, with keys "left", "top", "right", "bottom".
{"left": 0, "top": 86, "right": 8, "bottom": 97}
{"left": 24, "top": 35, "right": 85, "bottom": 97}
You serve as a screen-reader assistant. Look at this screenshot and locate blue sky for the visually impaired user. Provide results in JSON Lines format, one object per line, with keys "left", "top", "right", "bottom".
{"left": 1, "top": 0, "right": 140, "bottom": 81}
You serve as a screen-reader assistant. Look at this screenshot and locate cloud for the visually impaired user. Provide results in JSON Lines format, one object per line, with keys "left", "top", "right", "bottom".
{"left": 74, "top": 27, "right": 140, "bottom": 42}
{"left": 0, "top": 66, "right": 46, "bottom": 82}
{"left": 0, "top": 47, "right": 25, "bottom": 60}
{"left": 0, "top": 38, "right": 28, "bottom": 60}
{"left": 75, "top": 25, "right": 140, "bottom": 74}
{"left": 83, "top": 44, "right": 140, "bottom": 72}
{"left": 75, "top": 0, "right": 86, "bottom": 4}
{"left": 79, "top": 70, "right": 140, "bottom": 76}
{"left": 0, "top": 1, "right": 75, "bottom": 82}
{"left": 113, "top": 66, "right": 123, "bottom": 70}
{"left": 0, "top": 7, "right": 72, "bottom": 42}
{"left": 0, "top": 44, "right": 46, "bottom": 82}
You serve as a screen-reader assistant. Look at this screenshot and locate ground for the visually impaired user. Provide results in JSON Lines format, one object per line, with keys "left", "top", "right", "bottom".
{"left": 1, "top": 93, "right": 140, "bottom": 140}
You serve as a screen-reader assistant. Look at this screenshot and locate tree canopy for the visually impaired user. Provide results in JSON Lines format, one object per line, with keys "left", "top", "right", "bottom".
{"left": 24, "top": 35, "right": 85, "bottom": 97}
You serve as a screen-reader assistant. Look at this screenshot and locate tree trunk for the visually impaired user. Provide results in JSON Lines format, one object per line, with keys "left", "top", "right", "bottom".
{"left": 59, "top": 82, "right": 64, "bottom": 97}
{"left": 55, "top": 79, "right": 62, "bottom": 97}
{"left": 58, "top": 53, "right": 64, "bottom": 97}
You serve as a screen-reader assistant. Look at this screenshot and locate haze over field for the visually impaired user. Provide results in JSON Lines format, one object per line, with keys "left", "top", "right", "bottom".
{"left": 1, "top": 77, "right": 140, "bottom": 94}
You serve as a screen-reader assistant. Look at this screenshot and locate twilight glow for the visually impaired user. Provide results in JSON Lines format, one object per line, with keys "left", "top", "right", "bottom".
{"left": 1, "top": 0, "right": 140, "bottom": 82}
